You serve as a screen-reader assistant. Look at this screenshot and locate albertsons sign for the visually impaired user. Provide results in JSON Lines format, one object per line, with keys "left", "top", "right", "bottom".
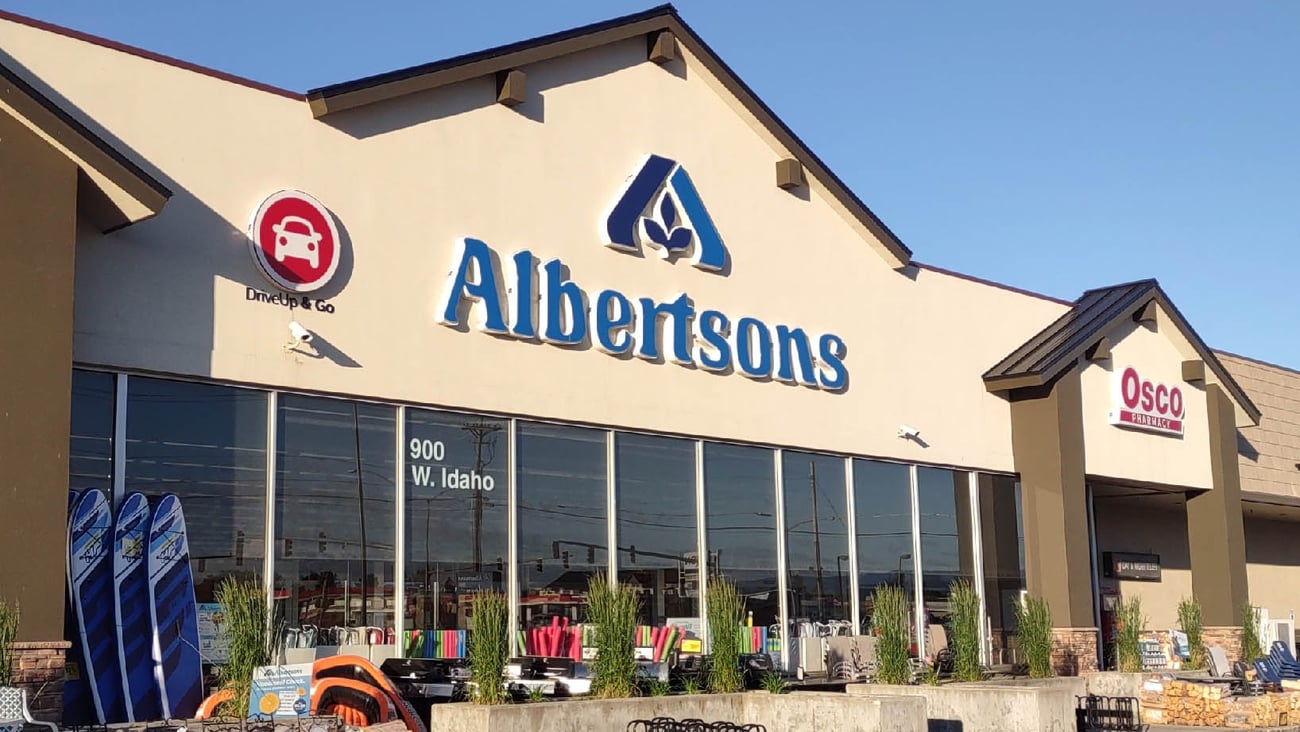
{"left": 436, "top": 155, "right": 848, "bottom": 392}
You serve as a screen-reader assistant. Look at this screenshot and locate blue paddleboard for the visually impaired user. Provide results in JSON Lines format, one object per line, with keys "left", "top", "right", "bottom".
{"left": 63, "top": 490, "right": 96, "bottom": 726}
{"left": 147, "top": 494, "right": 203, "bottom": 719}
{"left": 68, "top": 488, "right": 126, "bottom": 724}
{"left": 114, "top": 493, "right": 162, "bottom": 722}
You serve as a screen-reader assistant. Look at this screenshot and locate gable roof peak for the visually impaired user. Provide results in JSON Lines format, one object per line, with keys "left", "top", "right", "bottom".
{"left": 304, "top": 5, "right": 913, "bottom": 270}
{"left": 984, "top": 278, "right": 1260, "bottom": 425}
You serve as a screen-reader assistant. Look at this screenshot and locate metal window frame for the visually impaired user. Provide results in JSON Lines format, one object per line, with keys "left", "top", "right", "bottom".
{"left": 774, "top": 448, "right": 789, "bottom": 670}
{"left": 264, "top": 390, "right": 278, "bottom": 619}
{"left": 393, "top": 405, "right": 407, "bottom": 648}
{"left": 607, "top": 430, "right": 618, "bottom": 584}
{"left": 695, "top": 439, "right": 709, "bottom": 649}
{"left": 111, "top": 374, "right": 128, "bottom": 508}
{"left": 967, "top": 471, "right": 987, "bottom": 665}
{"left": 508, "top": 418, "right": 520, "bottom": 654}
{"left": 845, "top": 457, "right": 860, "bottom": 633}
{"left": 909, "top": 464, "right": 924, "bottom": 659}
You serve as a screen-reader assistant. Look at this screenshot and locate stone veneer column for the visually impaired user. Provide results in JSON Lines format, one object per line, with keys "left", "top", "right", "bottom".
{"left": 1009, "top": 368, "right": 1099, "bottom": 674}
{"left": 1202, "top": 626, "right": 1245, "bottom": 664}
{"left": 11, "top": 641, "right": 69, "bottom": 722}
{"left": 1185, "top": 383, "right": 1250, "bottom": 627}
{"left": 1051, "top": 628, "right": 1101, "bottom": 675}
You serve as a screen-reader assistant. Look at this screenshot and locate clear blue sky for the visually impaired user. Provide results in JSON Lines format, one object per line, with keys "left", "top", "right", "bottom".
{"left": 4, "top": 1, "right": 1297, "bottom": 368}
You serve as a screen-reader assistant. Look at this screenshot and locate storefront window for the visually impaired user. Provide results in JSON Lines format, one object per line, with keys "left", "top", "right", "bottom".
{"left": 517, "top": 422, "right": 607, "bottom": 634}
{"left": 275, "top": 395, "right": 396, "bottom": 633}
{"left": 615, "top": 433, "right": 698, "bottom": 630}
{"left": 980, "top": 474, "right": 1026, "bottom": 664}
{"left": 404, "top": 409, "right": 508, "bottom": 640}
{"left": 704, "top": 442, "right": 778, "bottom": 627}
{"left": 782, "top": 451, "right": 849, "bottom": 624}
{"left": 125, "top": 377, "right": 267, "bottom": 601}
{"left": 853, "top": 459, "right": 913, "bottom": 633}
{"left": 917, "top": 466, "right": 976, "bottom": 651}
{"left": 69, "top": 370, "right": 115, "bottom": 496}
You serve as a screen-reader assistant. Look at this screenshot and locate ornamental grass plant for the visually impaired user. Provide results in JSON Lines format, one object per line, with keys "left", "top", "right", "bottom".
{"left": 948, "top": 579, "right": 983, "bottom": 681}
{"left": 1241, "top": 601, "right": 1263, "bottom": 664}
{"left": 705, "top": 576, "right": 746, "bottom": 694}
{"left": 467, "top": 593, "right": 509, "bottom": 705}
{"left": 871, "top": 584, "right": 912, "bottom": 685}
{"left": 1115, "top": 596, "right": 1146, "bottom": 673}
{"left": 587, "top": 577, "right": 639, "bottom": 699}
{"left": 1016, "top": 594, "right": 1054, "bottom": 679}
{"left": 0, "top": 598, "right": 18, "bottom": 687}
{"left": 1177, "top": 597, "right": 1205, "bottom": 670}
{"left": 214, "top": 577, "right": 283, "bottom": 717}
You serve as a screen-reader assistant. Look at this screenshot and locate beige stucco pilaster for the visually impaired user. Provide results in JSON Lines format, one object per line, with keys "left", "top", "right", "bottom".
{"left": 1185, "top": 382, "right": 1249, "bottom": 626}
{"left": 1009, "top": 367, "right": 1095, "bottom": 628}
{"left": 0, "top": 109, "right": 78, "bottom": 642}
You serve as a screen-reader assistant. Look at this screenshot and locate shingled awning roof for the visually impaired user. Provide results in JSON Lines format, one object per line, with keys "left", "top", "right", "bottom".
{"left": 983, "top": 279, "right": 1260, "bottom": 424}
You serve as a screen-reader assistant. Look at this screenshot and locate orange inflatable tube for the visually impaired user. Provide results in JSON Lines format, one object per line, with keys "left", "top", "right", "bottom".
{"left": 310, "top": 676, "right": 391, "bottom": 726}
{"left": 194, "top": 689, "right": 235, "bottom": 719}
{"left": 312, "top": 655, "right": 426, "bottom": 732}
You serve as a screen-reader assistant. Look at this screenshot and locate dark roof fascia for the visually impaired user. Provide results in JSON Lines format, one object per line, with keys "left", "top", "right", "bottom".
{"left": 304, "top": 5, "right": 913, "bottom": 268}
{"left": 0, "top": 56, "right": 171, "bottom": 221}
{"left": 1148, "top": 287, "right": 1260, "bottom": 424}
{"left": 307, "top": 4, "right": 677, "bottom": 106}
{"left": 982, "top": 281, "right": 1155, "bottom": 387}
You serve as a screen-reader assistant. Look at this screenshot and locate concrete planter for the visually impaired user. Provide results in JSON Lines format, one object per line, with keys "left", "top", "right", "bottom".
{"left": 427, "top": 691, "right": 925, "bottom": 732}
{"left": 847, "top": 672, "right": 1149, "bottom": 732}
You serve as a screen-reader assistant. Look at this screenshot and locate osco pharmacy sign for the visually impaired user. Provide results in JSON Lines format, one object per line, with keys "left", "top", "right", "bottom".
{"left": 436, "top": 155, "right": 848, "bottom": 391}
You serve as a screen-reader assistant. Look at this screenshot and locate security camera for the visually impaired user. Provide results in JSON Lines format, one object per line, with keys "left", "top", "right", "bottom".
{"left": 288, "top": 321, "right": 313, "bottom": 344}
{"left": 897, "top": 425, "right": 921, "bottom": 440}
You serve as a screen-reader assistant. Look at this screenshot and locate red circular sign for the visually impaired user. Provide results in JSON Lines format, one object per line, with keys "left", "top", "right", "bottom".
{"left": 248, "top": 190, "right": 341, "bottom": 293}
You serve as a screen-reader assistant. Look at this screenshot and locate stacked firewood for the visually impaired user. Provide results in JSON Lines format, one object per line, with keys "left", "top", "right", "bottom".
{"left": 1140, "top": 677, "right": 1300, "bottom": 728}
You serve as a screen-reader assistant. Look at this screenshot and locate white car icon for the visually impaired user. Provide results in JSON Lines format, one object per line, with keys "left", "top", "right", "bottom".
{"left": 272, "top": 215, "right": 322, "bottom": 268}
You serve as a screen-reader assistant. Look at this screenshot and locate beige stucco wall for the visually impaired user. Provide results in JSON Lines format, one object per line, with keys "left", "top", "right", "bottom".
{"left": 1245, "top": 514, "right": 1300, "bottom": 622}
{"left": 1080, "top": 311, "right": 1215, "bottom": 490}
{"left": 1092, "top": 497, "right": 1191, "bottom": 629}
{"left": 0, "top": 21, "right": 1070, "bottom": 471}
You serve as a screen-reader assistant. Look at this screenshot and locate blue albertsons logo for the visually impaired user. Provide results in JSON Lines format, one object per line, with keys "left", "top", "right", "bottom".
{"left": 436, "top": 156, "right": 847, "bottom": 391}
{"left": 603, "top": 154, "right": 726, "bottom": 272}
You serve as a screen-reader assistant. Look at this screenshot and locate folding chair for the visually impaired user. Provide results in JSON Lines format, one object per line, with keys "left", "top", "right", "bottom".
{"left": 0, "top": 687, "right": 57, "bottom": 732}
{"left": 1268, "top": 642, "right": 1300, "bottom": 678}
{"left": 1272, "top": 641, "right": 1300, "bottom": 670}
{"left": 1253, "top": 658, "right": 1286, "bottom": 691}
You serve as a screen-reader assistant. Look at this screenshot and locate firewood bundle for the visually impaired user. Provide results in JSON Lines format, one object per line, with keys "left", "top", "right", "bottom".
{"left": 1139, "top": 678, "right": 1300, "bottom": 728}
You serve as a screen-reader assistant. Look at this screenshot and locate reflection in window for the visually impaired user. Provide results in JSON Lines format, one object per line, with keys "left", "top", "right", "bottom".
{"left": 275, "top": 395, "right": 395, "bottom": 633}
{"left": 404, "top": 409, "right": 508, "bottom": 637}
{"left": 853, "top": 460, "right": 913, "bottom": 633}
{"left": 125, "top": 377, "right": 267, "bottom": 602}
{"left": 70, "top": 370, "right": 115, "bottom": 496}
{"left": 704, "top": 443, "right": 778, "bottom": 627}
{"left": 615, "top": 433, "right": 698, "bottom": 630}
{"left": 517, "top": 422, "right": 607, "bottom": 632}
{"left": 917, "top": 467, "right": 975, "bottom": 648}
{"left": 783, "top": 452, "right": 849, "bottom": 623}
{"left": 980, "top": 474, "right": 1025, "bottom": 664}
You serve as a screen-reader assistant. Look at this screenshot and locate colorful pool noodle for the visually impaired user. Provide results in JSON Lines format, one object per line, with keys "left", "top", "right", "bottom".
{"left": 658, "top": 627, "right": 679, "bottom": 662}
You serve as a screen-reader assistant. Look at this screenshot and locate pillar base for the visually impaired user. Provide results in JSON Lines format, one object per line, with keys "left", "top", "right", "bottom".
{"left": 11, "top": 641, "right": 68, "bottom": 723}
{"left": 1051, "top": 627, "right": 1099, "bottom": 676}
{"left": 1202, "top": 626, "right": 1244, "bottom": 664}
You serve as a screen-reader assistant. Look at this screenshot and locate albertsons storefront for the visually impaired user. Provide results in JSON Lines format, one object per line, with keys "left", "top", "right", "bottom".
{"left": 1, "top": 5, "right": 1294, "bottom": 723}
